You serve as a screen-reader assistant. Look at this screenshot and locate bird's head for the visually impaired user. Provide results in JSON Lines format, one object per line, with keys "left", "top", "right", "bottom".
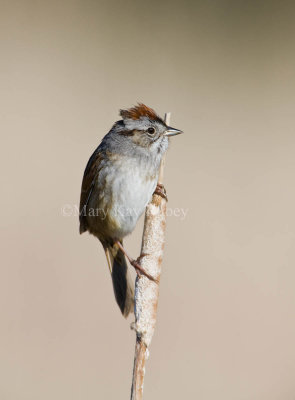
{"left": 115, "top": 103, "right": 183, "bottom": 151}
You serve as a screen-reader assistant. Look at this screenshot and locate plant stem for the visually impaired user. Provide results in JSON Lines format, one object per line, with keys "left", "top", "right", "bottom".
{"left": 130, "top": 113, "right": 171, "bottom": 400}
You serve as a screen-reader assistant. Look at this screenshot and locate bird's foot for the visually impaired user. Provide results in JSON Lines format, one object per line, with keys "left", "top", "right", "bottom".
{"left": 115, "top": 241, "right": 158, "bottom": 283}
{"left": 154, "top": 183, "right": 168, "bottom": 201}
{"left": 130, "top": 256, "right": 158, "bottom": 283}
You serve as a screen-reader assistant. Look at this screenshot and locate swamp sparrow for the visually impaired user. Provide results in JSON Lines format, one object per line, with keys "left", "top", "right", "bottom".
{"left": 79, "top": 104, "right": 182, "bottom": 316}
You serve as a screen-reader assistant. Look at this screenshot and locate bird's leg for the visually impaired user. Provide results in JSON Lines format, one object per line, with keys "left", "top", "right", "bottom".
{"left": 154, "top": 183, "right": 168, "bottom": 201}
{"left": 115, "top": 241, "right": 158, "bottom": 283}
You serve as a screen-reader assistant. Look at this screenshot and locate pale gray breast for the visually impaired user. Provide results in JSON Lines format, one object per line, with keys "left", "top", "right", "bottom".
{"left": 89, "top": 156, "right": 158, "bottom": 239}
{"left": 106, "top": 157, "right": 158, "bottom": 237}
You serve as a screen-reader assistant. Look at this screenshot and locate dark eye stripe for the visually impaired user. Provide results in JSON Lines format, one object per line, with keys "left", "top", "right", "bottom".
{"left": 119, "top": 129, "right": 135, "bottom": 136}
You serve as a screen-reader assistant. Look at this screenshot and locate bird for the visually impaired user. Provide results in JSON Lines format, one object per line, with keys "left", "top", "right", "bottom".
{"left": 79, "top": 104, "right": 183, "bottom": 317}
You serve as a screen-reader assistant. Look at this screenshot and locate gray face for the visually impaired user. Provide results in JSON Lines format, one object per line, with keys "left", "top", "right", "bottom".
{"left": 122, "top": 116, "right": 168, "bottom": 149}
{"left": 100, "top": 115, "right": 182, "bottom": 162}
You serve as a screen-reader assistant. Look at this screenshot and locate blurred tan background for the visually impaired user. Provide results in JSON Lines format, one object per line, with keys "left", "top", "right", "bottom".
{"left": 1, "top": 0, "right": 295, "bottom": 399}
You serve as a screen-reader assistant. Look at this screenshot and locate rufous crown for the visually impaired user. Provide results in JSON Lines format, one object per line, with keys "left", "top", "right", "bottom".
{"left": 120, "top": 103, "right": 164, "bottom": 123}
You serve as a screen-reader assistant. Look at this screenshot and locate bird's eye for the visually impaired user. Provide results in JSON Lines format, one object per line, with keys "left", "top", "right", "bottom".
{"left": 147, "top": 127, "right": 156, "bottom": 135}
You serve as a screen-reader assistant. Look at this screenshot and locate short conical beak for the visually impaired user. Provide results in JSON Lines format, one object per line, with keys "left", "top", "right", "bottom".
{"left": 164, "top": 126, "right": 183, "bottom": 137}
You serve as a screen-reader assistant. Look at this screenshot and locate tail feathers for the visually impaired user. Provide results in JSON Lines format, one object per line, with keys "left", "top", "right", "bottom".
{"left": 104, "top": 242, "right": 134, "bottom": 317}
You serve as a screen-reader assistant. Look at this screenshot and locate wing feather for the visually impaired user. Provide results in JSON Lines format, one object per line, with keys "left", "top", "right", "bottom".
{"left": 79, "top": 148, "right": 103, "bottom": 234}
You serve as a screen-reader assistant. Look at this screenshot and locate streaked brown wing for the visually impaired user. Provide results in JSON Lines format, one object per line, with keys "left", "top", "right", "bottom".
{"left": 79, "top": 148, "right": 103, "bottom": 234}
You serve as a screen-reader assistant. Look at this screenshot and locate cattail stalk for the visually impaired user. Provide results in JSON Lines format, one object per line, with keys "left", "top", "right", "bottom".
{"left": 130, "top": 113, "right": 171, "bottom": 400}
